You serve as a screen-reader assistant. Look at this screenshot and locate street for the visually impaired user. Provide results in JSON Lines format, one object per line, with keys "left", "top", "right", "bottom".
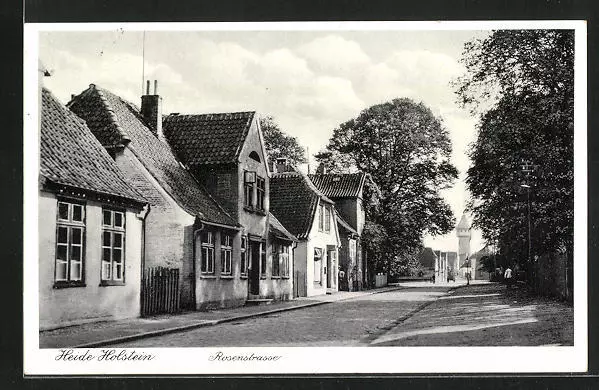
{"left": 113, "top": 282, "right": 573, "bottom": 348}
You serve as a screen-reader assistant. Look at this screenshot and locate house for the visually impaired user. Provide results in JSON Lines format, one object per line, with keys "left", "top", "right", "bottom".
{"left": 309, "top": 172, "right": 367, "bottom": 291}
{"left": 433, "top": 250, "right": 458, "bottom": 281}
{"left": 270, "top": 165, "right": 340, "bottom": 297}
{"left": 162, "top": 106, "right": 296, "bottom": 304}
{"left": 39, "top": 83, "right": 147, "bottom": 330}
{"left": 417, "top": 247, "right": 437, "bottom": 278}
{"left": 68, "top": 82, "right": 241, "bottom": 311}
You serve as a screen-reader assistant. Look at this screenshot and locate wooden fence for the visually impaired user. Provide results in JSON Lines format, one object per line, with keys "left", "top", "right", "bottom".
{"left": 141, "top": 266, "right": 180, "bottom": 317}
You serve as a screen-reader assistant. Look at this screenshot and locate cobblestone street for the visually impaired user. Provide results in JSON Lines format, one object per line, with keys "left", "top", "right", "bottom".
{"left": 112, "top": 282, "right": 573, "bottom": 348}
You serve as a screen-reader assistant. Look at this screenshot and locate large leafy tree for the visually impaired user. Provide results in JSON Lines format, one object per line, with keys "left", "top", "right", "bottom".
{"left": 259, "top": 115, "right": 307, "bottom": 166}
{"left": 316, "top": 98, "right": 459, "bottom": 273}
{"left": 456, "top": 30, "right": 574, "bottom": 264}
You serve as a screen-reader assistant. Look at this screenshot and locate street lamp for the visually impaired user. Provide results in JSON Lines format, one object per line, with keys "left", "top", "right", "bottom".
{"left": 521, "top": 160, "right": 533, "bottom": 289}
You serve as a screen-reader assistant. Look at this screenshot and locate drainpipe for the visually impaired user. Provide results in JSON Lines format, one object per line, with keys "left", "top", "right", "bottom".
{"left": 136, "top": 204, "right": 150, "bottom": 316}
{"left": 192, "top": 221, "right": 206, "bottom": 310}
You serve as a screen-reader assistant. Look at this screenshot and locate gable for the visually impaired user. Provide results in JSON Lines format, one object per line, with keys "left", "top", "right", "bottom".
{"left": 239, "top": 116, "right": 269, "bottom": 173}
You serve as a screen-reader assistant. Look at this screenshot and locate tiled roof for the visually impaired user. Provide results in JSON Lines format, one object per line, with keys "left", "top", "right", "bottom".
{"left": 308, "top": 172, "right": 366, "bottom": 198}
{"left": 336, "top": 213, "right": 357, "bottom": 235}
{"left": 68, "top": 85, "right": 237, "bottom": 227}
{"left": 40, "top": 87, "right": 145, "bottom": 205}
{"left": 418, "top": 247, "right": 437, "bottom": 269}
{"left": 269, "top": 172, "right": 334, "bottom": 240}
{"left": 269, "top": 212, "right": 297, "bottom": 242}
{"left": 163, "top": 112, "right": 255, "bottom": 165}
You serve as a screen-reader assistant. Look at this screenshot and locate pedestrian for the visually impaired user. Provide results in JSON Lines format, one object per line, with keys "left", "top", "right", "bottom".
{"left": 504, "top": 265, "right": 513, "bottom": 289}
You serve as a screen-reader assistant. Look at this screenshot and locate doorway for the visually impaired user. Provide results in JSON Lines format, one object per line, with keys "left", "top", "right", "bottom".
{"left": 249, "top": 241, "right": 261, "bottom": 296}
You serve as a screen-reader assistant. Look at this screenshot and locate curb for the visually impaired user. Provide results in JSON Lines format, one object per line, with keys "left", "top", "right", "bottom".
{"left": 70, "top": 287, "right": 404, "bottom": 348}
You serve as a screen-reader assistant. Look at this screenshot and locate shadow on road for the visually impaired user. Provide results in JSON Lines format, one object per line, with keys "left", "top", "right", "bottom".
{"left": 370, "top": 283, "right": 573, "bottom": 347}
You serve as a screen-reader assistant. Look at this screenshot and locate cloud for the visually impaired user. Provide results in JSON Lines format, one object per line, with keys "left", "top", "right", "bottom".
{"left": 297, "top": 35, "right": 371, "bottom": 76}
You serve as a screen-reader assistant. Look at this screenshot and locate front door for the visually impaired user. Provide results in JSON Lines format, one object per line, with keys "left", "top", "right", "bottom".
{"left": 249, "top": 241, "right": 261, "bottom": 295}
{"left": 327, "top": 248, "right": 336, "bottom": 289}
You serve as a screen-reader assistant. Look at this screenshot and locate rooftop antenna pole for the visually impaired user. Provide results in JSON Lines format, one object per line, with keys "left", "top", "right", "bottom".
{"left": 141, "top": 31, "right": 146, "bottom": 95}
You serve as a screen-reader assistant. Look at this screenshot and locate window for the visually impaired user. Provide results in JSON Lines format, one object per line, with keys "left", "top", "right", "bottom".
{"left": 324, "top": 206, "right": 331, "bottom": 233}
{"left": 318, "top": 204, "right": 324, "bottom": 232}
{"left": 256, "top": 176, "right": 266, "bottom": 211}
{"left": 244, "top": 170, "right": 255, "bottom": 208}
{"left": 271, "top": 242, "right": 280, "bottom": 277}
{"left": 101, "top": 209, "right": 126, "bottom": 283}
{"left": 260, "top": 240, "right": 267, "bottom": 276}
{"left": 201, "top": 231, "right": 215, "bottom": 274}
{"left": 314, "top": 247, "right": 322, "bottom": 283}
{"left": 280, "top": 244, "right": 290, "bottom": 277}
{"left": 221, "top": 233, "right": 232, "bottom": 275}
{"left": 240, "top": 236, "right": 248, "bottom": 276}
{"left": 55, "top": 201, "right": 85, "bottom": 284}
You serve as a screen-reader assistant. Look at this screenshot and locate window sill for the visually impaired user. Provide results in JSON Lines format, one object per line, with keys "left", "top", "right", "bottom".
{"left": 240, "top": 275, "right": 248, "bottom": 279}
{"left": 243, "top": 206, "right": 255, "bottom": 213}
{"left": 255, "top": 209, "right": 267, "bottom": 216}
{"left": 271, "top": 275, "right": 281, "bottom": 279}
{"left": 53, "top": 281, "right": 86, "bottom": 289}
{"left": 100, "top": 280, "right": 125, "bottom": 287}
{"left": 281, "top": 276, "right": 290, "bottom": 280}
{"left": 259, "top": 276, "right": 267, "bottom": 280}
{"left": 200, "top": 274, "right": 217, "bottom": 279}
{"left": 220, "top": 275, "right": 234, "bottom": 279}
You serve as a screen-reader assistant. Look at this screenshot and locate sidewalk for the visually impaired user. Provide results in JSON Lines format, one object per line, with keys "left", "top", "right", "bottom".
{"left": 370, "top": 282, "right": 573, "bottom": 346}
{"left": 40, "top": 286, "right": 402, "bottom": 349}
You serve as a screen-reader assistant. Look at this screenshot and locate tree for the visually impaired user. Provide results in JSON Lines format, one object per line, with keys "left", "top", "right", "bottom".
{"left": 316, "top": 98, "right": 459, "bottom": 272}
{"left": 455, "top": 30, "right": 574, "bottom": 267}
{"left": 259, "top": 115, "right": 307, "bottom": 166}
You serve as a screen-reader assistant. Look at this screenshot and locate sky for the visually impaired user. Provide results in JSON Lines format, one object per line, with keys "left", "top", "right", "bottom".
{"left": 38, "top": 27, "right": 490, "bottom": 254}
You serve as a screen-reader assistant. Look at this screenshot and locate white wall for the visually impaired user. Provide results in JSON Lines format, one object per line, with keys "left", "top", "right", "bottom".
{"left": 39, "top": 191, "right": 143, "bottom": 330}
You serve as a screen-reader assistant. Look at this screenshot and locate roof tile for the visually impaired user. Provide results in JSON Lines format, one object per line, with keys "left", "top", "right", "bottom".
{"left": 163, "top": 112, "right": 255, "bottom": 165}
{"left": 269, "top": 172, "right": 333, "bottom": 240}
{"left": 68, "top": 85, "right": 237, "bottom": 227}
{"left": 40, "top": 88, "right": 145, "bottom": 205}
{"left": 308, "top": 173, "right": 366, "bottom": 199}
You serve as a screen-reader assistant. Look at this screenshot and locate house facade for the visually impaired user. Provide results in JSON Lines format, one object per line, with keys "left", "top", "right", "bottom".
{"left": 68, "top": 82, "right": 241, "bottom": 311}
{"left": 69, "top": 81, "right": 295, "bottom": 310}
{"left": 270, "top": 167, "right": 340, "bottom": 297}
{"left": 309, "top": 172, "right": 367, "bottom": 291}
{"left": 39, "top": 84, "right": 147, "bottom": 330}
{"left": 162, "top": 107, "right": 296, "bottom": 305}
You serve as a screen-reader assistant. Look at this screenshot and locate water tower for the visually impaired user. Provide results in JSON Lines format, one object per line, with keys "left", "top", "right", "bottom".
{"left": 456, "top": 213, "right": 471, "bottom": 278}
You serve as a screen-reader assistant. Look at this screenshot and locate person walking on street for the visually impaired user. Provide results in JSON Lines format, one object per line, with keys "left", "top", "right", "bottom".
{"left": 504, "top": 265, "right": 513, "bottom": 289}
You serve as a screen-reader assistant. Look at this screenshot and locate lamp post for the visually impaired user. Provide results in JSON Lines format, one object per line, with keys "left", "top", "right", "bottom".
{"left": 521, "top": 159, "right": 533, "bottom": 290}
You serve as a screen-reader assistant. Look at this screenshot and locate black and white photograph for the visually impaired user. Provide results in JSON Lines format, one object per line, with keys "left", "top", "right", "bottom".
{"left": 23, "top": 21, "right": 587, "bottom": 375}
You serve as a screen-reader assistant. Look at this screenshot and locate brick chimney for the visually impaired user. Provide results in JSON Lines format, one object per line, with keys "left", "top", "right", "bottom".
{"left": 141, "top": 80, "right": 163, "bottom": 139}
{"left": 275, "top": 158, "right": 288, "bottom": 174}
{"left": 316, "top": 164, "right": 327, "bottom": 174}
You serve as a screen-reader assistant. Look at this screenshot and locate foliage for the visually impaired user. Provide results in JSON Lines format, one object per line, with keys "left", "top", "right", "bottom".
{"left": 361, "top": 221, "right": 389, "bottom": 275}
{"left": 456, "top": 30, "right": 574, "bottom": 265}
{"left": 259, "top": 115, "right": 308, "bottom": 166}
{"left": 316, "top": 98, "right": 459, "bottom": 273}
